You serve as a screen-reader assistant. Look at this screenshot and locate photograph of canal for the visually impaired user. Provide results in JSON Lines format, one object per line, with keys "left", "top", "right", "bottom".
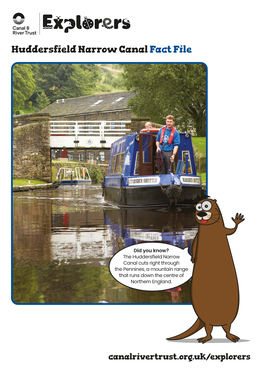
{"left": 12, "top": 63, "right": 206, "bottom": 304}
{"left": 13, "top": 185, "right": 199, "bottom": 304}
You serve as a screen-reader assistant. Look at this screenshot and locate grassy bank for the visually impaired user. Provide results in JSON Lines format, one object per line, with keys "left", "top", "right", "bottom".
{"left": 197, "top": 172, "right": 206, "bottom": 184}
{"left": 13, "top": 179, "right": 47, "bottom": 186}
{"left": 192, "top": 137, "right": 206, "bottom": 184}
{"left": 192, "top": 137, "right": 206, "bottom": 157}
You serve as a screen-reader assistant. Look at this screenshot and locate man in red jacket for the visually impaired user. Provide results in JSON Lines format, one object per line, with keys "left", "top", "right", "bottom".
{"left": 156, "top": 115, "right": 180, "bottom": 174}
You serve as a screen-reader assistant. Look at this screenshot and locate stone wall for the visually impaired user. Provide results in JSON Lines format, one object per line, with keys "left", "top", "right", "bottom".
{"left": 13, "top": 113, "right": 52, "bottom": 182}
{"left": 130, "top": 117, "right": 151, "bottom": 133}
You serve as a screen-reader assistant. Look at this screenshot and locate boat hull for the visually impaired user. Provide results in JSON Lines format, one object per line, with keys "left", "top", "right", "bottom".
{"left": 60, "top": 180, "right": 92, "bottom": 185}
{"left": 104, "top": 184, "right": 204, "bottom": 207}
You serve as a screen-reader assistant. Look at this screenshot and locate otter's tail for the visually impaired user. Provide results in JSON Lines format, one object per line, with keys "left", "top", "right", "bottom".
{"left": 167, "top": 318, "right": 204, "bottom": 340}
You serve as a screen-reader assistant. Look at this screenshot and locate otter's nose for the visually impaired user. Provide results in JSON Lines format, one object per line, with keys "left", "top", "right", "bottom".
{"left": 197, "top": 211, "right": 207, "bottom": 217}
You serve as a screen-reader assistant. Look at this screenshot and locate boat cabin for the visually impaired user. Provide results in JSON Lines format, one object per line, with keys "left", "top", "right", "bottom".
{"left": 104, "top": 129, "right": 204, "bottom": 207}
{"left": 108, "top": 129, "right": 196, "bottom": 178}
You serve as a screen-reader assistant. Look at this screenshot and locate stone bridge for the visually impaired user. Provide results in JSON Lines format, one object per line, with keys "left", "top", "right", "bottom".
{"left": 13, "top": 113, "right": 52, "bottom": 182}
{"left": 13, "top": 113, "right": 149, "bottom": 183}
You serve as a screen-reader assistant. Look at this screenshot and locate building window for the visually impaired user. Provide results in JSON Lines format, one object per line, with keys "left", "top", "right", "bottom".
{"left": 112, "top": 97, "right": 124, "bottom": 104}
{"left": 79, "top": 153, "right": 84, "bottom": 162}
{"left": 51, "top": 149, "right": 58, "bottom": 160}
{"left": 91, "top": 99, "right": 103, "bottom": 107}
{"left": 88, "top": 152, "right": 94, "bottom": 160}
{"left": 99, "top": 151, "right": 105, "bottom": 162}
{"left": 68, "top": 154, "right": 74, "bottom": 161}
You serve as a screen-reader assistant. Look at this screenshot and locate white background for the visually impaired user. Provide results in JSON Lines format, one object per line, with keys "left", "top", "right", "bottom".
{"left": 2, "top": 1, "right": 263, "bottom": 371}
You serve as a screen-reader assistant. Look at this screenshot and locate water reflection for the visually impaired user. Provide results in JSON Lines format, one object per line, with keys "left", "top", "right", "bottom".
{"left": 13, "top": 185, "right": 198, "bottom": 304}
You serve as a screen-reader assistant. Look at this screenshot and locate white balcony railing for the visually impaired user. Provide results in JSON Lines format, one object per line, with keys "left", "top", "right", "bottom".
{"left": 50, "top": 121, "right": 131, "bottom": 148}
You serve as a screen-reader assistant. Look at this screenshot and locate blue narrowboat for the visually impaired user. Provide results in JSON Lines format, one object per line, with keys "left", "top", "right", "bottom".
{"left": 103, "top": 129, "right": 205, "bottom": 207}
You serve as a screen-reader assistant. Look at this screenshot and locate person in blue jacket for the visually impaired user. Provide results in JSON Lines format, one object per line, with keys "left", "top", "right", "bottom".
{"left": 156, "top": 115, "right": 180, "bottom": 174}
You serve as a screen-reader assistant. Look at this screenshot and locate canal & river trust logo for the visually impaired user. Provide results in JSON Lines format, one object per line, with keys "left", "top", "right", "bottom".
{"left": 12, "top": 13, "right": 38, "bottom": 36}
{"left": 13, "top": 13, "right": 25, "bottom": 25}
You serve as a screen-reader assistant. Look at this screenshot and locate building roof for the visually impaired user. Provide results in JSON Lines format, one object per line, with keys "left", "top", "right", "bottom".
{"left": 41, "top": 91, "right": 135, "bottom": 118}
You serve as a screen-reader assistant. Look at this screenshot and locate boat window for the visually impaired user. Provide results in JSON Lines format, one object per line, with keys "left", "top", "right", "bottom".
{"left": 182, "top": 151, "right": 192, "bottom": 174}
{"left": 111, "top": 155, "right": 116, "bottom": 174}
{"left": 114, "top": 154, "right": 120, "bottom": 174}
{"left": 110, "top": 152, "right": 126, "bottom": 175}
{"left": 134, "top": 152, "right": 139, "bottom": 175}
{"left": 118, "top": 152, "right": 125, "bottom": 174}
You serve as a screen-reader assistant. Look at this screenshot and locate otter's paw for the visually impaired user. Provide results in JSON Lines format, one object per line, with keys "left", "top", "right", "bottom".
{"left": 197, "top": 336, "right": 212, "bottom": 344}
{"left": 226, "top": 333, "right": 240, "bottom": 342}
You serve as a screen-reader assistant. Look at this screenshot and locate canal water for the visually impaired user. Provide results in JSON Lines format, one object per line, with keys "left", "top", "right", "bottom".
{"left": 12, "top": 185, "right": 198, "bottom": 304}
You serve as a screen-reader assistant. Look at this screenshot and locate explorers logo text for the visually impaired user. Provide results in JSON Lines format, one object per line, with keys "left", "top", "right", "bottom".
{"left": 43, "top": 14, "right": 131, "bottom": 33}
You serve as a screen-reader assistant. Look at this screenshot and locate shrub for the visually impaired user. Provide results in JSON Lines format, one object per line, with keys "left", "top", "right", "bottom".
{"left": 89, "top": 166, "right": 103, "bottom": 184}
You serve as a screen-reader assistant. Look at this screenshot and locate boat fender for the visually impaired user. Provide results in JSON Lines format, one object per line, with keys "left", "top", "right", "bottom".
{"left": 161, "top": 184, "right": 182, "bottom": 206}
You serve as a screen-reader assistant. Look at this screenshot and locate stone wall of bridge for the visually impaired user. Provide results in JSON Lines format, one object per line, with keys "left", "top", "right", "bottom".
{"left": 13, "top": 113, "right": 52, "bottom": 182}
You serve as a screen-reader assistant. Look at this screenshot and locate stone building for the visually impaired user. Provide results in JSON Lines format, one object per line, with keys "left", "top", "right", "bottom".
{"left": 41, "top": 91, "right": 137, "bottom": 164}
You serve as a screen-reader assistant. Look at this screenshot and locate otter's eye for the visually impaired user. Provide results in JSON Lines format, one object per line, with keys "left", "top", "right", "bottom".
{"left": 196, "top": 203, "right": 202, "bottom": 211}
{"left": 202, "top": 201, "right": 212, "bottom": 211}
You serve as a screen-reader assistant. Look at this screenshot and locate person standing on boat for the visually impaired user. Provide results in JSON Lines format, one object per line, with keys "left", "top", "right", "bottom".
{"left": 145, "top": 122, "right": 152, "bottom": 130}
{"left": 156, "top": 115, "right": 180, "bottom": 174}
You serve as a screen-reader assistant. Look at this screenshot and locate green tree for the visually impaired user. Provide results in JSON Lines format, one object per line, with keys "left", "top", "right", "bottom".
{"left": 35, "top": 90, "right": 50, "bottom": 110}
{"left": 122, "top": 64, "right": 207, "bottom": 136}
{"left": 60, "top": 64, "right": 102, "bottom": 98}
{"left": 13, "top": 64, "right": 35, "bottom": 113}
{"left": 30, "top": 64, "right": 102, "bottom": 103}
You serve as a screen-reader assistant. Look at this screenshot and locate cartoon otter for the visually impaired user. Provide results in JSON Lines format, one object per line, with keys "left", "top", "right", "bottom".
{"left": 167, "top": 198, "right": 245, "bottom": 343}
